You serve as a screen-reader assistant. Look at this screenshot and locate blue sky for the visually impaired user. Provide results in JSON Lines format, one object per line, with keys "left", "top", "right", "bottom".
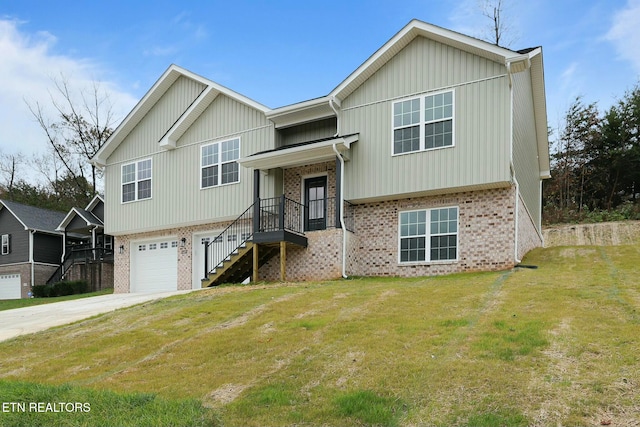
{"left": 1, "top": 0, "right": 639, "bottom": 161}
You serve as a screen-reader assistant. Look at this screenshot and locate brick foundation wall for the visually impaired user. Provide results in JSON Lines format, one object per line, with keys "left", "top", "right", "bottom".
{"left": 0, "top": 263, "right": 58, "bottom": 298}
{"left": 66, "top": 262, "right": 114, "bottom": 291}
{"left": 113, "top": 221, "right": 234, "bottom": 293}
{"left": 111, "top": 185, "right": 541, "bottom": 291}
{"left": 347, "top": 186, "right": 518, "bottom": 277}
{"left": 259, "top": 228, "right": 343, "bottom": 281}
{"left": 516, "top": 193, "right": 543, "bottom": 260}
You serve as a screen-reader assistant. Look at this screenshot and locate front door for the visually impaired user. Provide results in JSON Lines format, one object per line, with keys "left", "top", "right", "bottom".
{"left": 304, "top": 176, "right": 327, "bottom": 231}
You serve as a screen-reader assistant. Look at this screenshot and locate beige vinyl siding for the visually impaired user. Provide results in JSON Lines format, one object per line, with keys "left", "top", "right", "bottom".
{"left": 104, "top": 92, "right": 275, "bottom": 235}
{"left": 107, "top": 76, "right": 206, "bottom": 164}
{"left": 512, "top": 69, "right": 542, "bottom": 230}
{"left": 341, "top": 36, "right": 511, "bottom": 202}
{"left": 277, "top": 117, "right": 337, "bottom": 147}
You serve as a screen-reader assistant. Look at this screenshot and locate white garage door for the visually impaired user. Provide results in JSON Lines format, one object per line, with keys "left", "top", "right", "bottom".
{"left": 0, "top": 274, "right": 21, "bottom": 300}
{"left": 131, "top": 239, "right": 178, "bottom": 293}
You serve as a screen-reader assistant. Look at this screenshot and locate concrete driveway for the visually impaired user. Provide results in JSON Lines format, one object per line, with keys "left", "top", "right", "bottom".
{"left": 0, "top": 290, "right": 193, "bottom": 342}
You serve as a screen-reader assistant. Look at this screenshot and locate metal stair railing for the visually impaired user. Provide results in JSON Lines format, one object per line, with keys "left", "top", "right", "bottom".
{"left": 46, "top": 246, "right": 114, "bottom": 285}
{"left": 203, "top": 202, "right": 255, "bottom": 280}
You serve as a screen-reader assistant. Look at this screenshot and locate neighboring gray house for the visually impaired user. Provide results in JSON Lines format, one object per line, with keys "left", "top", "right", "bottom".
{"left": 0, "top": 200, "right": 65, "bottom": 299}
{"left": 93, "top": 20, "right": 550, "bottom": 294}
{"left": 52, "top": 195, "right": 114, "bottom": 290}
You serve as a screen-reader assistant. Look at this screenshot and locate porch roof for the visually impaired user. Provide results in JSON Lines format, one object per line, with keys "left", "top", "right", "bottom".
{"left": 238, "top": 134, "right": 358, "bottom": 170}
{"left": 56, "top": 207, "right": 103, "bottom": 233}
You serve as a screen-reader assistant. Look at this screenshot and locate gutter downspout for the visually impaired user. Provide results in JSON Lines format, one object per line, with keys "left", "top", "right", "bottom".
{"left": 29, "top": 230, "right": 35, "bottom": 289}
{"left": 329, "top": 96, "right": 348, "bottom": 279}
{"left": 506, "top": 60, "right": 521, "bottom": 264}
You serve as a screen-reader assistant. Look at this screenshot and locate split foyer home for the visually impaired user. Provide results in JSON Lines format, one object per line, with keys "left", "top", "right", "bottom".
{"left": 92, "top": 19, "right": 550, "bottom": 294}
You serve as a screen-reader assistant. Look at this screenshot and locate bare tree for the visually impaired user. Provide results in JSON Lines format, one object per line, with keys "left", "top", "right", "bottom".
{"left": 26, "top": 75, "right": 115, "bottom": 195}
{"left": 0, "top": 150, "right": 26, "bottom": 197}
{"left": 478, "top": 0, "right": 516, "bottom": 47}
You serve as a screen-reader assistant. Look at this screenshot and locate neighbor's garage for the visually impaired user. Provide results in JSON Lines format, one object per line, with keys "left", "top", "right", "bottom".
{"left": 0, "top": 273, "right": 21, "bottom": 299}
{"left": 130, "top": 238, "right": 178, "bottom": 293}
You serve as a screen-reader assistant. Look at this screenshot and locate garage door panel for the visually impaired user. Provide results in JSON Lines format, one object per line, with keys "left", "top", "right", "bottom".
{"left": 0, "top": 274, "right": 21, "bottom": 299}
{"left": 131, "top": 239, "right": 177, "bottom": 293}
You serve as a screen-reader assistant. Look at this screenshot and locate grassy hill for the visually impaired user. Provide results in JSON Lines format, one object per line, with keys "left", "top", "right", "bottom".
{"left": 0, "top": 245, "right": 638, "bottom": 426}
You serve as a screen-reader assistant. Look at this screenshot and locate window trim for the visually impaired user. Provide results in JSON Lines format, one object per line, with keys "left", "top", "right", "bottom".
{"left": 391, "top": 89, "right": 455, "bottom": 156}
{"left": 121, "top": 158, "right": 153, "bottom": 204}
{"left": 397, "top": 206, "right": 459, "bottom": 264}
{"left": 1, "top": 234, "right": 9, "bottom": 255}
{"left": 200, "top": 137, "right": 241, "bottom": 190}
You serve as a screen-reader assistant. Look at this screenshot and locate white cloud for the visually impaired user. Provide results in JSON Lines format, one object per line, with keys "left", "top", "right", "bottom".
{"left": 606, "top": 0, "right": 640, "bottom": 74}
{"left": 0, "top": 19, "right": 137, "bottom": 161}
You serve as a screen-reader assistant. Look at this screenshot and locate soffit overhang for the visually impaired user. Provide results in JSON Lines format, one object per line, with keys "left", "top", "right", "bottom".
{"left": 239, "top": 134, "right": 358, "bottom": 170}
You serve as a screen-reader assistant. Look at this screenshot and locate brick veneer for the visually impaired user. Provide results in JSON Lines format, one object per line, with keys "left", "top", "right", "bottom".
{"left": 258, "top": 228, "right": 343, "bottom": 281}
{"left": 113, "top": 184, "right": 542, "bottom": 291}
{"left": 113, "top": 220, "right": 233, "bottom": 293}
{"left": 283, "top": 161, "right": 337, "bottom": 203}
{"left": 516, "top": 193, "right": 543, "bottom": 260}
{"left": 0, "top": 263, "right": 58, "bottom": 298}
{"left": 347, "top": 186, "right": 518, "bottom": 277}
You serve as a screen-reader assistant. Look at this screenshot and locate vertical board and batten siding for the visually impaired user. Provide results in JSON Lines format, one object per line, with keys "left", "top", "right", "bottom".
{"left": 278, "top": 118, "right": 337, "bottom": 147}
{"left": 33, "top": 233, "right": 62, "bottom": 264}
{"left": 512, "top": 69, "right": 542, "bottom": 229}
{"left": 0, "top": 209, "right": 28, "bottom": 263}
{"left": 340, "top": 36, "right": 512, "bottom": 202}
{"left": 106, "top": 76, "right": 206, "bottom": 164}
{"left": 105, "top": 88, "right": 275, "bottom": 235}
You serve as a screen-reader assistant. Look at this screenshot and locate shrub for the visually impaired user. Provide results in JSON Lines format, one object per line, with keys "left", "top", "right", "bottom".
{"left": 31, "top": 284, "right": 50, "bottom": 298}
{"left": 32, "top": 280, "right": 90, "bottom": 298}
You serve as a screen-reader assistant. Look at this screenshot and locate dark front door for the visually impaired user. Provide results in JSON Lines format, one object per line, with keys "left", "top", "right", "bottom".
{"left": 304, "top": 176, "right": 327, "bottom": 231}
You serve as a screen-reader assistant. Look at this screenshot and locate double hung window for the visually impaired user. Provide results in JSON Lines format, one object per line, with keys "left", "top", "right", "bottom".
{"left": 393, "top": 91, "right": 454, "bottom": 155}
{"left": 399, "top": 207, "right": 458, "bottom": 263}
{"left": 201, "top": 138, "right": 240, "bottom": 188}
{"left": 122, "top": 159, "right": 152, "bottom": 203}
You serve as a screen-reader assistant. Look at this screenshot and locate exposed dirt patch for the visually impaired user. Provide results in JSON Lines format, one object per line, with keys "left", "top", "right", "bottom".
{"left": 543, "top": 221, "right": 640, "bottom": 247}
{"left": 558, "top": 248, "right": 598, "bottom": 259}
{"left": 204, "top": 383, "right": 248, "bottom": 407}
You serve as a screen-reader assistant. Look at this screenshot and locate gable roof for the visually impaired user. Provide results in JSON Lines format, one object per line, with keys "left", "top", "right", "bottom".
{"left": 56, "top": 207, "right": 103, "bottom": 232}
{"left": 56, "top": 195, "right": 105, "bottom": 232}
{"left": 0, "top": 200, "right": 65, "bottom": 235}
{"left": 85, "top": 194, "right": 104, "bottom": 213}
{"left": 93, "top": 20, "right": 549, "bottom": 176}
{"left": 269, "top": 19, "right": 550, "bottom": 177}
{"left": 92, "top": 65, "right": 269, "bottom": 167}
{"left": 329, "top": 19, "right": 535, "bottom": 101}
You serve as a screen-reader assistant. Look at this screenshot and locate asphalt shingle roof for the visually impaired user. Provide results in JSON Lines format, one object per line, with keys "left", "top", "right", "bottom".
{"left": 0, "top": 200, "right": 66, "bottom": 234}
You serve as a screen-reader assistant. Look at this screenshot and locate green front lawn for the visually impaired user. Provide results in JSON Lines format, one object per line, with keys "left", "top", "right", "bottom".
{"left": 0, "top": 245, "right": 638, "bottom": 426}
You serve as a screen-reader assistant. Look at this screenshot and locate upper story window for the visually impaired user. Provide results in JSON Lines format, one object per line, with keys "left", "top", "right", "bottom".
{"left": 392, "top": 90, "right": 454, "bottom": 155}
{"left": 1, "top": 234, "right": 10, "bottom": 255}
{"left": 399, "top": 207, "right": 458, "bottom": 263}
{"left": 201, "top": 138, "right": 240, "bottom": 189}
{"left": 122, "top": 159, "right": 152, "bottom": 203}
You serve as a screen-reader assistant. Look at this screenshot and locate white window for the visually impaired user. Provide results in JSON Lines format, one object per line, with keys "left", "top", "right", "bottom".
{"left": 1, "top": 234, "right": 10, "bottom": 255}
{"left": 392, "top": 91, "right": 454, "bottom": 155}
{"left": 201, "top": 138, "right": 240, "bottom": 189}
{"left": 122, "top": 159, "right": 152, "bottom": 203}
{"left": 399, "top": 207, "right": 458, "bottom": 263}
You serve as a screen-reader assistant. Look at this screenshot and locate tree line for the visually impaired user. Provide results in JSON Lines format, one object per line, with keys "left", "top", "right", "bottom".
{"left": 544, "top": 83, "right": 640, "bottom": 223}
{"left": 0, "top": 76, "right": 114, "bottom": 212}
